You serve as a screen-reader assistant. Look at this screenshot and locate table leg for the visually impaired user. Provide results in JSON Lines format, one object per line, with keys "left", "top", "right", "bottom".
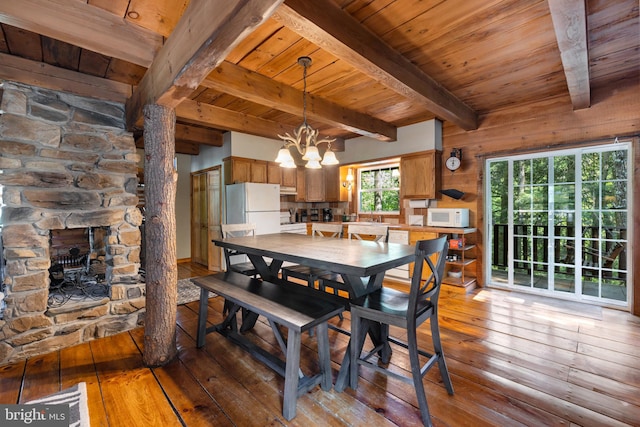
{"left": 247, "top": 254, "right": 282, "bottom": 281}
{"left": 196, "top": 287, "right": 209, "bottom": 348}
{"left": 236, "top": 255, "right": 283, "bottom": 331}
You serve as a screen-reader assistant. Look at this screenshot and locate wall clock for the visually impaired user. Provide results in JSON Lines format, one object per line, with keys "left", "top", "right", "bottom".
{"left": 445, "top": 148, "right": 462, "bottom": 171}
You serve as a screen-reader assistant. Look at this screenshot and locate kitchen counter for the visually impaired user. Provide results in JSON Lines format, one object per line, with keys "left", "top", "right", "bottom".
{"left": 296, "top": 221, "right": 476, "bottom": 234}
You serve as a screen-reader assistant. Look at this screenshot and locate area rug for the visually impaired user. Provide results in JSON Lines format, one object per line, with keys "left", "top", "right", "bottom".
{"left": 26, "top": 382, "right": 90, "bottom": 427}
{"left": 177, "top": 278, "right": 216, "bottom": 305}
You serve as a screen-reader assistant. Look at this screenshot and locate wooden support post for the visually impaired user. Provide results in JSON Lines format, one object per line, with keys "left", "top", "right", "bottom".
{"left": 142, "top": 104, "right": 178, "bottom": 367}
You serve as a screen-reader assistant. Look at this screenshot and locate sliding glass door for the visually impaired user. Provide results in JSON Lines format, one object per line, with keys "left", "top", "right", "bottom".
{"left": 486, "top": 142, "right": 630, "bottom": 307}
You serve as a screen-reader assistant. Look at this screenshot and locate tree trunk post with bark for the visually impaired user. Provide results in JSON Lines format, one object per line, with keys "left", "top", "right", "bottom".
{"left": 142, "top": 104, "right": 178, "bottom": 367}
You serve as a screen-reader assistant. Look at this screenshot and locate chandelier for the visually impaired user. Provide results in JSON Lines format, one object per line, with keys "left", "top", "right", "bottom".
{"left": 275, "top": 56, "right": 338, "bottom": 169}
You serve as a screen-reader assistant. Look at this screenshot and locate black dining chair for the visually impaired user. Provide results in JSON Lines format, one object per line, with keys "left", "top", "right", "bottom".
{"left": 349, "top": 236, "right": 454, "bottom": 427}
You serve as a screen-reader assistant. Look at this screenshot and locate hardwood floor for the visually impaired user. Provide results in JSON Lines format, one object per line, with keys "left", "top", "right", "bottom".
{"left": 1, "top": 262, "right": 639, "bottom": 426}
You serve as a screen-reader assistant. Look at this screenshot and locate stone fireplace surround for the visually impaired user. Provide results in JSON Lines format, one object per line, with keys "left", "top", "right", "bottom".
{"left": 0, "top": 81, "right": 144, "bottom": 365}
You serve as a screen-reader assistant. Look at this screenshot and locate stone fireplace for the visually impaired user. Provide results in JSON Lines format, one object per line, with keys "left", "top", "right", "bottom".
{"left": 0, "top": 81, "right": 145, "bottom": 365}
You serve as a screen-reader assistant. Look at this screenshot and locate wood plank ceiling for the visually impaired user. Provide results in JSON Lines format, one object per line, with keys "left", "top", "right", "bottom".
{"left": 0, "top": 0, "right": 637, "bottom": 154}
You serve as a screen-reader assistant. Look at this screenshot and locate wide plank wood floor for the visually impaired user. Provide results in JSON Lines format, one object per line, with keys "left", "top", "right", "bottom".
{"left": 1, "top": 262, "right": 639, "bottom": 426}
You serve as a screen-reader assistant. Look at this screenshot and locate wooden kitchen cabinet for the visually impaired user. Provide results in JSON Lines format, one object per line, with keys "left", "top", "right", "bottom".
{"left": 295, "top": 167, "right": 306, "bottom": 202}
{"left": 281, "top": 167, "right": 297, "bottom": 188}
{"left": 224, "top": 157, "right": 251, "bottom": 184}
{"left": 324, "top": 165, "right": 340, "bottom": 202}
{"left": 283, "top": 165, "right": 337, "bottom": 201}
{"left": 408, "top": 230, "right": 439, "bottom": 281}
{"left": 223, "top": 157, "right": 267, "bottom": 184}
{"left": 305, "top": 168, "right": 325, "bottom": 202}
{"left": 400, "top": 150, "right": 441, "bottom": 199}
{"left": 251, "top": 160, "right": 267, "bottom": 183}
{"left": 267, "top": 161, "right": 280, "bottom": 184}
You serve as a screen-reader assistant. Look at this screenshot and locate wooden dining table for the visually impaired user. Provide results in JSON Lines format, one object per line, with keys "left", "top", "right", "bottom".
{"left": 213, "top": 232, "right": 416, "bottom": 391}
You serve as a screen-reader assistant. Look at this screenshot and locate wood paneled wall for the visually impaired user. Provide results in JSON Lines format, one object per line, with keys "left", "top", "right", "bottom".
{"left": 440, "top": 80, "right": 640, "bottom": 314}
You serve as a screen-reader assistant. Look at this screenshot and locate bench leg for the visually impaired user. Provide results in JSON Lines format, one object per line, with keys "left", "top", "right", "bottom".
{"left": 316, "top": 322, "right": 332, "bottom": 391}
{"left": 283, "top": 328, "right": 301, "bottom": 421}
{"left": 197, "top": 287, "right": 209, "bottom": 348}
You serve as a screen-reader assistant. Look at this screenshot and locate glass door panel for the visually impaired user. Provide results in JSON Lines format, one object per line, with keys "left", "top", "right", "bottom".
{"left": 486, "top": 143, "right": 630, "bottom": 307}
{"left": 489, "top": 161, "right": 509, "bottom": 286}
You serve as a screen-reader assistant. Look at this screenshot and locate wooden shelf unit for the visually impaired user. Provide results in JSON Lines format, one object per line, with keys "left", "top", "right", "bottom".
{"left": 424, "top": 227, "right": 477, "bottom": 291}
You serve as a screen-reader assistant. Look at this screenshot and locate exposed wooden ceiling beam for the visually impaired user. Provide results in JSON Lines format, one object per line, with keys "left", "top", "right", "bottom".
{"left": 176, "top": 99, "right": 291, "bottom": 140}
{"left": 205, "top": 61, "right": 397, "bottom": 141}
{"left": 175, "top": 123, "right": 224, "bottom": 147}
{"left": 0, "top": 52, "right": 131, "bottom": 103}
{"left": 125, "top": 0, "right": 284, "bottom": 131}
{"left": 0, "top": 0, "right": 161, "bottom": 67}
{"left": 176, "top": 100, "right": 346, "bottom": 150}
{"left": 547, "top": 0, "right": 590, "bottom": 110}
{"left": 273, "top": 0, "right": 478, "bottom": 131}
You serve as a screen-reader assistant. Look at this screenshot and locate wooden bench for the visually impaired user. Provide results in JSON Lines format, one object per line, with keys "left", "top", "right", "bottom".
{"left": 191, "top": 271, "right": 346, "bottom": 421}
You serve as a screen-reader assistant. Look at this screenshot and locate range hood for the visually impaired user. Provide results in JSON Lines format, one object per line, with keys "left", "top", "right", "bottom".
{"left": 280, "top": 186, "right": 297, "bottom": 195}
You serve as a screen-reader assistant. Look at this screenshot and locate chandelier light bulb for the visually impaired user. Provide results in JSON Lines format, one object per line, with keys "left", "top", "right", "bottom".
{"left": 280, "top": 160, "right": 297, "bottom": 168}
{"left": 275, "top": 147, "right": 294, "bottom": 164}
{"left": 321, "top": 150, "right": 339, "bottom": 165}
{"left": 302, "top": 144, "right": 321, "bottom": 161}
{"left": 305, "top": 159, "right": 322, "bottom": 169}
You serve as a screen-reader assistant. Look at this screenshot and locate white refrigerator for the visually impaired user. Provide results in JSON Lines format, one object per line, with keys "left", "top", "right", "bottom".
{"left": 225, "top": 182, "right": 281, "bottom": 235}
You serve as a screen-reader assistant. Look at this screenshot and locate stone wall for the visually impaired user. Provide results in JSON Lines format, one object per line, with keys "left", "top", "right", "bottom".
{"left": 0, "top": 81, "right": 144, "bottom": 365}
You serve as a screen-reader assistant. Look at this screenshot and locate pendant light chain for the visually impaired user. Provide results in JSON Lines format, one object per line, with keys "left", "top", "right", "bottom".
{"left": 302, "top": 58, "right": 308, "bottom": 129}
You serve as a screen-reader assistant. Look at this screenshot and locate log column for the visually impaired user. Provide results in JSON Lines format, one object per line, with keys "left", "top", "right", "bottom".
{"left": 142, "top": 104, "right": 178, "bottom": 366}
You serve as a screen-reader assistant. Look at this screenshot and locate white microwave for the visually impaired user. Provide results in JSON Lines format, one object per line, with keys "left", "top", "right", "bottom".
{"left": 427, "top": 208, "right": 469, "bottom": 228}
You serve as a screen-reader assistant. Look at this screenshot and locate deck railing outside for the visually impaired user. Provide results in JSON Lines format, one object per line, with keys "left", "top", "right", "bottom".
{"left": 491, "top": 224, "right": 627, "bottom": 279}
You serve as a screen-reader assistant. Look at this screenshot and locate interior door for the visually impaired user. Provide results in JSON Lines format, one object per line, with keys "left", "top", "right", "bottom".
{"left": 191, "top": 172, "right": 208, "bottom": 266}
{"left": 207, "top": 168, "right": 222, "bottom": 271}
{"left": 191, "top": 167, "right": 223, "bottom": 271}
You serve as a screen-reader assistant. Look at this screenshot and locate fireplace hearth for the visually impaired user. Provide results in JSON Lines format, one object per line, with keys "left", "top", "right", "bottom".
{"left": 48, "top": 267, "right": 109, "bottom": 308}
{"left": 48, "top": 227, "right": 110, "bottom": 308}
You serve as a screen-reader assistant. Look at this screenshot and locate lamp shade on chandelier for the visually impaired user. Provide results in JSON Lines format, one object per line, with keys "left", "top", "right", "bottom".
{"left": 275, "top": 56, "right": 338, "bottom": 169}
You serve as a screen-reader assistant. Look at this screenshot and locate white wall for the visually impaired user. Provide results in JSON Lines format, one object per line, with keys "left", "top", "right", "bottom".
{"left": 229, "top": 132, "right": 283, "bottom": 159}
{"left": 338, "top": 119, "right": 442, "bottom": 164}
{"left": 191, "top": 119, "right": 442, "bottom": 167}
{"left": 190, "top": 132, "right": 232, "bottom": 172}
{"left": 175, "top": 153, "right": 191, "bottom": 259}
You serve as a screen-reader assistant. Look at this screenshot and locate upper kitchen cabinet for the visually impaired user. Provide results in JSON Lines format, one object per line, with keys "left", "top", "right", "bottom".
{"left": 324, "top": 166, "right": 340, "bottom": 202}
{"left": 223, "top": 157, "right": 267, "bottom": 184}
{"left": 267, "top": 161, "right": 280, "bottom": 184}
{"left": 281, "top": 167, "right": 297, "bottom": 188}
{"left": 400, "top": 150, "right": 441, "bottom": 199}
{"left": 301, "top": 166, "right": 339, "bottom": 202}
{"left": 305, "top": 168, "right": 325, "bottom": 202}
{"left": 296, "top": 167, "right": 306, "bottom": 202}
{"left": 251, "top": 160, "right": 267, "bottom": 182}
